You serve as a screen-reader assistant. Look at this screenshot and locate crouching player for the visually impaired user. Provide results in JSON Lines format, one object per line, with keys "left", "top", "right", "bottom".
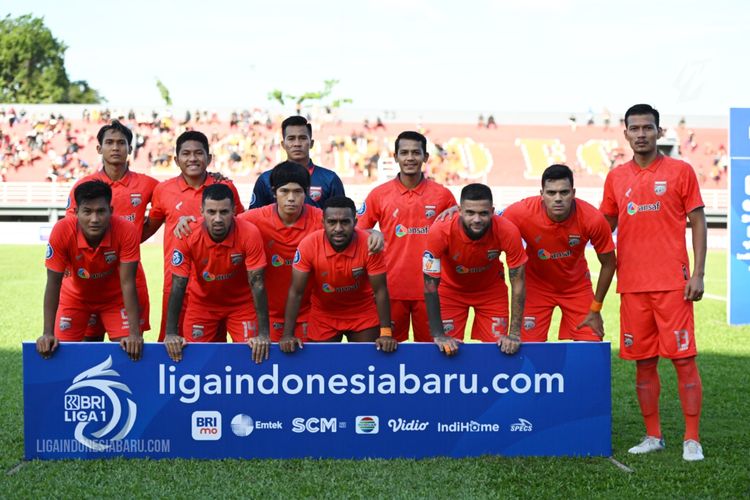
{"left": 423, "top": 183, "right": 527, "bottom": 356}
{"left": 164, "top": 184, "right": 271, "bottom": 364}
{"left": 37, "top": 180, "right": 144, "bottom": 360}
{"left": 280, "top": 196, "right": 397, "bottom": 353}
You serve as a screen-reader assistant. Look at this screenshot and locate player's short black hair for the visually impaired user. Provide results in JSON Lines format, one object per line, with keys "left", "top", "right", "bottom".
{"left": 96, "top": 120, "right": 133, "bottom": 146}
{"left": 202, "top": 184, "right": 234, "bottom": 206}
{"left": 281, "top": 115, "right": 313, "bottom": 139}
{"left": 541, "top": 164, "right": 574, "bottom": 189}
{"left": 323, "top": 196, "right": 357, "bottom": 218}
{"left": 624, "top": 104, "right": 660, "bottom": 128}
{"left": 176, "top": 130, "right": 210, "bottom": 155}
{"left": 74, "top": 180, "right": 112, "bottom": 207}
{"left": 270, "top": 161, "right": 311, "bottom": 193}
{"left": 460, "top": 183, "right": 493, "bottom": 204}
{"left": 394, "top": 131, "right": 427, "bottom": 155}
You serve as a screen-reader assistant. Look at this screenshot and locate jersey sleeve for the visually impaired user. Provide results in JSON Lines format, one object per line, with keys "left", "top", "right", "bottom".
{"left": 65, "top": 179, "right": 83, "bottom": 216}
{"left": 45, "top": 220, "right": 71, "bottom": 273}
{"left": 682, "top": 163, "right": 705, "bottom": 213}
{"left": 148, "top": 184, "right": 166, "bottom": 221}
{"left": 422, "top": 223, "right": 448, "bottom": 277}
{"left": 499, "top": 201, "right": 522, "bottom": 226}
{"left": 441, "top": 187, "right": 458, "bottom": 211}
{"left": 227, "top": 181, "right": 245, "bottom": 215}
{"left": 498, "top": 218, "right": 528, "bottom": 269}
{"left": 600, "top": 173, "right": 618, "bottom": 217}
{"left": 365, "top": 242, "right": 387, "bottom": 276}
{"left": 292, "top": 235, "right": 315, "bottom": 273}
{"left": 249, "top": 173, "right": 273, "bottom": 209}
{"left": 242, "top": 222, "right": 267, "bottom": 271}
{"left": 330, "top": 173, "right": 346, "bottom": 197}
{"left": 356, "top": 192, "right": 378, "bottom": 229}
{"left": 170, "top": 235, "right": 192, "bottom": 278}
{"left": 118, "top": 221, "right": 141, "bottom": 263}
{"left": 586, "top": 208, "right": 616, "bottom": 255}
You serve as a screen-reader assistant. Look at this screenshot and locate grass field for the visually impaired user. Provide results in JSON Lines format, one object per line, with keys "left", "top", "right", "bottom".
{"left": 1, "top": 244, "right": 749, "bottom": 498}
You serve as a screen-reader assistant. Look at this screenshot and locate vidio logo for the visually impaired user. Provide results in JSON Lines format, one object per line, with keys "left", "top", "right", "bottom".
{"left": 64, "top": 356, "right": 137, "bottom": 451}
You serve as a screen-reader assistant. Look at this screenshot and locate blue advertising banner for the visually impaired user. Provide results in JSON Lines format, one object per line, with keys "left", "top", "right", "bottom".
{"left": 729, "top": 108, "right": 750, "bottom": 325}
{"left": 23, "top": 342, "right": 611, "bottom": 460}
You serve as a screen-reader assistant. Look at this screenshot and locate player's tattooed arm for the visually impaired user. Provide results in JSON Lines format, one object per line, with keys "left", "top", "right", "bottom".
{"left": 424, "top": 274, "right": 458, "bottom": 356}
{"left": 247, "top": 268, "right": 271, "bottom": 363}
{"left": 164, "top": 275, "right": 188, "bottom": 362}
{"left": 280, "top": 269, "right": 309, "bottom": 353}
{"left": 119, "top": 261, "right": 143, "bottom": 361}
{"left": 37, "top": 269, "right": 63, "bottom": 358}
{"left": 500, "top": 264, "right": 526, "bottom": 355}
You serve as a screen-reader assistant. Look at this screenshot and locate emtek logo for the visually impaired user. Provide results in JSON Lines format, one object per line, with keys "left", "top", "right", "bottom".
{"left": 356, "top": 416, "right": 379, "bottom": 434}
{"left": 292, "top": 417, "right": 339, "bottom": 433}
{"left": 192, "top": 411, "right": 222, "bottom": 440}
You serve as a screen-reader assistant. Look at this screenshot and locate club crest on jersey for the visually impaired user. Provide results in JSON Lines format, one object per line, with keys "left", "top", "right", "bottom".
{"left": 523, "top": 316, "right": 536, "bottom": 330}
{"left": 171, "top": 249, "right": 184, "bottom": 266}
{"left": 624, "top": 333, "right": 634, "bottom": 348}
{"left": 192, "top": 325, "right": 205, "bottom": 339}
{"left": 654, "top": 181, "right": 667, "bottom": 195}
{"left": 425, "top": 205, "right": 436, "bottom": 218}
{"left": 130, "top": 193, "right": 142, "bottom": 207}
{"left": 104, "top": 251, "right": 117, "bottom": 264}
{"left": 59, "top": 316, "right": 72, "bottom": 331}
{"left": 230, "top": 253, "right": 242, "bottom": 266}
{"left": 45, "top": 243, "right": 54, "bottom": 259}
{"left": 309, "top": 186, "right": 322, "bottom": 202}
{"left": 487, "top": 249, "right": 500, "bottom": 261}
{"left": 352, "top": 267, "right": 364, "bottom": 278}
{"left": 357, "top": 202, "right": 366, "bottom": 216}
{"left": 568, "top": 235, "right": 581, "bottom": 247}
{"left": 442, "top": 320, "right": 454, "bottom": 333}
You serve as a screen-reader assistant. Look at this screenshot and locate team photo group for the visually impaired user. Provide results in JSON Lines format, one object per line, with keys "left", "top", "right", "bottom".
{"left": 34, "top": 104, "right": 707, "bottom": 461}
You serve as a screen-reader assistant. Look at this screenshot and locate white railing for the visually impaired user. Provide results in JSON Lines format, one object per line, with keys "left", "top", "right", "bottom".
{"left": 0, "top": 181, "right": 729, "bottom": 213}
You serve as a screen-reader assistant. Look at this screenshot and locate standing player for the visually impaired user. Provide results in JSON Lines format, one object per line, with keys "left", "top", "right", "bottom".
{"left": 142, "top": 131, "right": 244, "bottom": 341}
{"left": 601, "top": 104, "right": 707, "bottom": 461}
{"left": 280, "top": 196, "right": 397, "bottom": 353}
{"left": 36, "top": 181, "right": 143, "bottom": 360}
{"left": 248, "top": 115, "right": 344, "bottom": 209}
{"left": 163, "top": 185, "right": 270, "bottom": 364}
{"left": 66, "top": 120, "right": 158, "bottom": 341}
{"left": 423, "top": 184, "right": 527, "bottom": 355}
{"left": 357, "top": 131, "right": 456, "bottom": 341}
{"left": 501, "top": 164, "right": 616, "bottom": 341}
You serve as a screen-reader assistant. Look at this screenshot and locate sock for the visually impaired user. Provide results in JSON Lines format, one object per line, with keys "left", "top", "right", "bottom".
{"left": 673, "top": 356, "right": 702, "bottom": 442}
{"left": 635, "top": 357, "right": 661, "bottom": 438}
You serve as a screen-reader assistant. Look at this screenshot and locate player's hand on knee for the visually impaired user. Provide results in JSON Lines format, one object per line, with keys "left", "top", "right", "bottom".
{"left": 498, "top": 333, "right": 521, "bottom": 355}
{"left": 375, "top": 335, "right": 397, "bottom": 353}
{"left": 173, "top": 216, "right": 196, "bottom": 239}
{"left": 434, "top": 335, "right": 459, "bottom": 356}
{"left": 121, "top": 334, "right": 144, "bottom": 361}
{"left": 248, "top": 336, "right": 271, "bottom": 364}
{"left": 36, "top": 334, "right": 59, "bottom": 359}
{"left": 164, "top": 334, "right": 186, "bottom": 362}
{"left": 279, "top": 334, "right": 303, "bottom": 353}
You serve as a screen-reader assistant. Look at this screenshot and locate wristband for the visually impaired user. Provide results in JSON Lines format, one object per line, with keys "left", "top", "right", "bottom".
{"left": 590, "top": 300, "right": 603, "bottom": 313}
{"left": 380, "top": 327, "right": 393, "bottom": 337}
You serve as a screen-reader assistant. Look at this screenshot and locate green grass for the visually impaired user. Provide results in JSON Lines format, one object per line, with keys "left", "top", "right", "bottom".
{"left": 1, "top": 245, "right": 749, "bottom": 498}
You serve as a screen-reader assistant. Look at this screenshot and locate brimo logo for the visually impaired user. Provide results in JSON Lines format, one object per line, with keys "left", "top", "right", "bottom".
{"left": 64, "top": 356, "right": 137, "bottom": 451}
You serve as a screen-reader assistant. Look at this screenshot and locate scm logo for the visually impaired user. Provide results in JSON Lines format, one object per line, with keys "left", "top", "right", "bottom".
{"left": 292, "top": 417, "right": 339, "bottom": 433}
{"left": 192, "top": 411, "right": 222, "bottom": 440}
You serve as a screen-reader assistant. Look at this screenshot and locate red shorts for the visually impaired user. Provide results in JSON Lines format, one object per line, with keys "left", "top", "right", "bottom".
{"left": 55, "top": 300, "right": 145, "bottom": 341}
{"left": 391, "top": 299, "right": 430, "bottom": 342}
{"left": 619, "top": 290, "right": 696, "bottom": 360}
{"left": 269, "top": 317, "right": 308, "bottom": 342}
{"left": 84, "top": 283, "right": 151, "bottom": 338}
{"left": 307, "top": 310, "right": 378, "bottom": 342}
{"left": 440, "top": 287, "right": 508, "bottom": 342}
{"left": 521, "top": 287, "right": 600, "bottom": 342}
{"left": 183, "top": 305, "right": 257, "bottom": 343}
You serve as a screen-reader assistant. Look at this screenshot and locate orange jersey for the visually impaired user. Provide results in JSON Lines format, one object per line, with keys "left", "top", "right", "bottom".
{"left": 45, "top": 216, "right": 140, "bottom": 304}
{"left": 502, "top": 197, "right": 614, "bottom": 294}
{"left": 170, "top": 217, "right": 266, "bottom": 309}
{"left": 66, "top": 169, "right": 158, "bottom": 231}
{"left": 357, "top": 175, "right": 456, "bottom": 300}
{"left": 423, "top": 216, "right": 527, "bottom": 293}
{"left": 600, "top": 156, "right": 703, "bottom": 293}
{"left": 239, "top": 204, "right": 322, "bottom": 320}
{"left": 293, "top": 229, "right": 386, "bottom": 318}
{"left": 149, "top": 175, "right": 244, "bottom": 270}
